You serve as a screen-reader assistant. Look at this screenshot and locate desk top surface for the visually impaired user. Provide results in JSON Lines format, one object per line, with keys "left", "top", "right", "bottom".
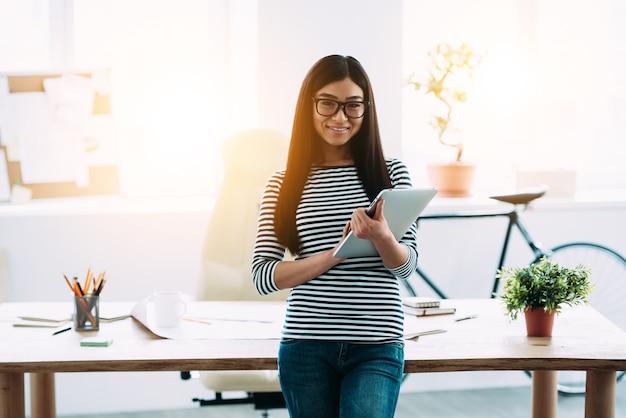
{"left": 1, "top": 299, "right": 625, "bottom": 374}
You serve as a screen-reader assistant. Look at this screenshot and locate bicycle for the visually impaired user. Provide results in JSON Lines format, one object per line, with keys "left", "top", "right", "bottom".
{"left": 402, "top": 185, "right": 626, "bottom": 395}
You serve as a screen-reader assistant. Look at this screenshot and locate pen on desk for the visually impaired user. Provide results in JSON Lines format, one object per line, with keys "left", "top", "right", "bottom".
{"left": 52, "top": 326, "right": 72, "bottom": 336}
{"left": 455, "top": 314, "right": 478, "bottom": 322}
{"left": 183, "top": 317, "right": 212, "bottom": 326}
{"left": 404, "top": 329, "right": 447, "bottom": 340}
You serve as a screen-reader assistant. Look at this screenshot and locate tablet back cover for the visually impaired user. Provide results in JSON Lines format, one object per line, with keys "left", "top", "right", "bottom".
{"left": 333, "top": 188, "right": 437, "bottom": 258}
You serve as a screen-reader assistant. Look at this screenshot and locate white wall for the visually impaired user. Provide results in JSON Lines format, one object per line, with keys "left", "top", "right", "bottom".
{"left": 4, "top": 197, "right": 624, "bottom": 305}
{"left": 257, "top": 0, "right": 404, "bottom": 159}
{"left": 0, "top": 200, "right": 209, "bottom": 302}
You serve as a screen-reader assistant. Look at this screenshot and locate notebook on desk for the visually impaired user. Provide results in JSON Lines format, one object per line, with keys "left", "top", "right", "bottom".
{"left": 333, "top": 188, "right": 437, "bottom": 258}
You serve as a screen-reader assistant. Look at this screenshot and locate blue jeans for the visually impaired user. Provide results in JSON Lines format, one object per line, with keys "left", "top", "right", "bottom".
{"left": 278, "top": 340, "right": 404, "bottom": 418}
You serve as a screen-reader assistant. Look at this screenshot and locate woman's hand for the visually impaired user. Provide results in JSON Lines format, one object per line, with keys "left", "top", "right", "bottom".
{"left": 349, "top": 199, "right": 393, "bottom": 243}
{"left": 350, "top": 199, "right": 409, "bottom": 269}
{"left": 332, "top": 220, "right": 352, "bottom": 255}
{"left": 274, "top": 222, "right": 348, "bottom": 289}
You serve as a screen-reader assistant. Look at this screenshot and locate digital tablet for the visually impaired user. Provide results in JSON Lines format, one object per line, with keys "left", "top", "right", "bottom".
{"left": 333, "top": 188, "right": 437, "bottom": 258}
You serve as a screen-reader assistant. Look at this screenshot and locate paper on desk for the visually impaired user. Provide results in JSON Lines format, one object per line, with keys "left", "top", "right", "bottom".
{"left": 131, "top": 296, "right": 283, "bottom": 340}
{"left": 10, "top": 315, "right": 71, "bottom": 329}
{"left": 403, "top": 312, "right": 454, "bottom": 340}
{"left": 4, "top": 306, "right": 128, "bottom": 328}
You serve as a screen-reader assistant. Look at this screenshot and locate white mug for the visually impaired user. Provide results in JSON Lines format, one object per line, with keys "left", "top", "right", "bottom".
{"left": 152, "top": 291, "right": 188, "bottom": 328}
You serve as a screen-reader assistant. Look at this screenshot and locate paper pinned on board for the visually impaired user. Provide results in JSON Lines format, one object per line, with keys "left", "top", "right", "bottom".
{"left": 0, "top": 76, "right": 12, "bottom": 155}
{"left": 0, "top": 76, "right": 8, "bottom": 95}
{"left": 9, "top": 92, "right": 89, "bottom": 185}
{"left": 43, "top": 74, "right": 95, "bottom": 121}
{"left": 0, "top": 73, "right": 118, "bottom": 188}
{"left": 0, "top": 149, "right": 10, "bottom": 202}
{"left": 0, "top": 75, "right": 95, "bottom": 185}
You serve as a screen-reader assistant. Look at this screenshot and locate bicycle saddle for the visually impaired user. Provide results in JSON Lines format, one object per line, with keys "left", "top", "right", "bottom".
{"left": 489, "top": 185, "right": 548, "bottom": 205}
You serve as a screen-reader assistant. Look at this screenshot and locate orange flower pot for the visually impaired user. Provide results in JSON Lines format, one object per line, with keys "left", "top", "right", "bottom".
{"left": 426, "top": 162, "right": 476, "bottom": 197}
{"left": 524, "top": 307, "right": 555, "bottom": 337}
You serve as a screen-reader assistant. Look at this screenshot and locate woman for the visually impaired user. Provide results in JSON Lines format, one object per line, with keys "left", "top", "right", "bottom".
{"left": 251, "top": 55, "right": 418, "bottom": 418}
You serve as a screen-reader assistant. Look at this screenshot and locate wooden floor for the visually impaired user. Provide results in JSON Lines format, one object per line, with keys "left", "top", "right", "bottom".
{"left": 59, "top": 383, "right": 626, "bottom": 418}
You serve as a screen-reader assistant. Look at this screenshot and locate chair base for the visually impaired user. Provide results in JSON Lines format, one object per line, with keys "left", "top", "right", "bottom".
{"left": 193, "top": 391, "right": 286, "bottom": 410}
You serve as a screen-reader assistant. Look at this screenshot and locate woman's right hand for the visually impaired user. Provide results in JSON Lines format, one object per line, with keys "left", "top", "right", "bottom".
{"left": 330, "top": 221, "right": 351, "bottom": 262}
{"left": 273, "top": 223, "right": 348, "bottom": 289}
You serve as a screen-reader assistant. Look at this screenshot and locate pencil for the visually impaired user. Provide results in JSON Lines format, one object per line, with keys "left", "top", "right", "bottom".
{"left": 93, "top": 271, "right": 104, "bottom": 295}
{"left": 63, "top": 274, "right": 75, "bottom": 294}
{"left": 73, "top": 277, "right": 84, "bottom": 296}
{"left": 83, "top": 275, "right": 91, "bottom": 295}
{"left": 83, "top": 268, "right": 93, "bottom": 294}
{"left": 95, "top": 278, "right": 107, "bottom": 295}
{"left": 183, "top": 317, "right": 211, "bottom": 325}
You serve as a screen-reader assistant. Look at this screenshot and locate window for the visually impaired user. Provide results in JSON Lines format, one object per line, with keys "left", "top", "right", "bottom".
{"left": 1, "top": 0, "right": 259, "bottom": 198}
{"left": 72, "top": 0, "right": 259, "bottom": 197}
{"left": 402, "top": 0, "right": 626, "bottom": 192}
{"left": 3, "top": 1, "right": 623, "bottom": 199}
{"left": 0, "top": 0, "right": 51, "bottom": 70}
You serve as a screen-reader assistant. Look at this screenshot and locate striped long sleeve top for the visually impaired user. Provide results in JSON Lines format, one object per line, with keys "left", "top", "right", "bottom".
{"left": 251, "top": 158, "right": 418, "bottom": 343}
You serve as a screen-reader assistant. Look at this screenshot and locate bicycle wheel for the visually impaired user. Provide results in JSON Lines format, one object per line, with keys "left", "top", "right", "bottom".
{"left": 534, "top": 242, "right": 626, "bottom": 394}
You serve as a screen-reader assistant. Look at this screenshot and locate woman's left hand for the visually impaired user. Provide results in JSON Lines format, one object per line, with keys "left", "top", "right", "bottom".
{"left": 350, "top": 198, "right": 409, "bottom": 268}
{"left": 349, "top": 199, "right": 393, "bottom": 243}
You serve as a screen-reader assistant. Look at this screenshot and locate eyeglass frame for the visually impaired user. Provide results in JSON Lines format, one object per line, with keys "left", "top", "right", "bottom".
{"left": 312, "top": 97, "right": 369, "bottom": 119}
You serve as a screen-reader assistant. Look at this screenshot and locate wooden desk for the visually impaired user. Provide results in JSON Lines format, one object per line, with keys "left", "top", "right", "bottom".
{"left": 403, "top": 299, "right": 626, "bottom": 418}
{"left": 1, "top": 299, "right": 625, "bottom": 418}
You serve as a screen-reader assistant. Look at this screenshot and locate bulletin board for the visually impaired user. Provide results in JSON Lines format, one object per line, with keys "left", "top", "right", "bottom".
{"left": 1, "top": 72, "right": 120, "bottom": 199}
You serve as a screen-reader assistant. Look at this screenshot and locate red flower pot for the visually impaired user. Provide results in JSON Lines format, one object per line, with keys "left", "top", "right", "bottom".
{"left": 524, "top": 307, "right": 555, "bottom": 337}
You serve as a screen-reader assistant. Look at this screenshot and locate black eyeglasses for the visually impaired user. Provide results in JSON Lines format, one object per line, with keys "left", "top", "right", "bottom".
{"left": 312, "top": 98, "right": 368, "bottom": 119}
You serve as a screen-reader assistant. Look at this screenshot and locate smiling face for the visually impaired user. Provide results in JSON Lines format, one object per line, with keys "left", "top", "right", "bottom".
{"left": 312, "top": 77, "right": 364, "bottom": 164}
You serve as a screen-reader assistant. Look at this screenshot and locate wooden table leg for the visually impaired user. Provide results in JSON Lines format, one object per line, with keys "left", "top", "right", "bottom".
{"left": 30, "top": 373, "right": 56, "bottom": 418}
{"left": 532, "top": 370, "right": 557, "bottom": 418}
{"left": 585, "top": 370, "right": 616, "bottom": 418}
{"left": 0, "top": 372, "right": 25, "bottom": 418}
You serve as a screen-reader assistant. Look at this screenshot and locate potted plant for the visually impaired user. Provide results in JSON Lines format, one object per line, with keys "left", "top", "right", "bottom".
{"left": 496, "top": 256, "right": 594, "bottom": 337}
{"left": 407, "top": 42, "right": 482, "bottom": 197}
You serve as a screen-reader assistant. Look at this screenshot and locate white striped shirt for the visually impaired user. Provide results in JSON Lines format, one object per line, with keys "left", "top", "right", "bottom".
{"left": 252, "top": 158, "right": 417, "bottom": 343}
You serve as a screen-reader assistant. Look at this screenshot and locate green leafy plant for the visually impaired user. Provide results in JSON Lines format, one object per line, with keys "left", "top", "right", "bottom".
{"left": 407, "top": 42, "right": 483, "bottom": 162}
{"left": 496, "top": 256, "right": 594, "bottom": 320}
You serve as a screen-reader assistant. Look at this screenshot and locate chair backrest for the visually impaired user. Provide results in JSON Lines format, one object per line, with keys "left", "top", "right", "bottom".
{"left": 197, "top": 129, "right": 290, "bottom": 302}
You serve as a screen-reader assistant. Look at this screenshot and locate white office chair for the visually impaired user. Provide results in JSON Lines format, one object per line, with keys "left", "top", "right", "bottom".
{"left": 192, "top": 129, "right": 290, "bottom": 415}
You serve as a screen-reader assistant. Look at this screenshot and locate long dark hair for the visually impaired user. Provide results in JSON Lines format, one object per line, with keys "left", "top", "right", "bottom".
{"left": 274, "top": 55, "right": 391, "bottom": 255}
